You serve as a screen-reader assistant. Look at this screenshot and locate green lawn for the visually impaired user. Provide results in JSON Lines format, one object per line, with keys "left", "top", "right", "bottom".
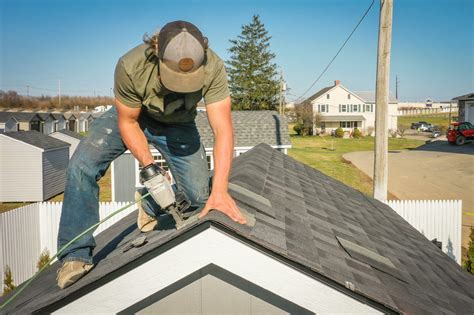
{"left": 398, "top": 113, "right": 453, "bottom": 129}
{"left": 288, "top": 135, "right": 424, "bottom": 197}
{"left": 0, "top": 169, "right": 112, "bottom": 213}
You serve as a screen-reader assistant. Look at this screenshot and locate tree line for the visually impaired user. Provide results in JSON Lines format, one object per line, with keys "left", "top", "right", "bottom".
{"left": 0, "top": 90, "right": 114, "bottom": 111}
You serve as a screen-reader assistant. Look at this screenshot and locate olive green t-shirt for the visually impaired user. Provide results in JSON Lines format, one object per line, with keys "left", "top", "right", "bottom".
{"left": 114, "top": 44, "right": 230, "bottom": 124}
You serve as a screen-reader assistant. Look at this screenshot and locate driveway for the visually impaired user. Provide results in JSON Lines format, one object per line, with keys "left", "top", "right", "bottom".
{"left": 343, "top": 141, "right": 474, "bottom": 251}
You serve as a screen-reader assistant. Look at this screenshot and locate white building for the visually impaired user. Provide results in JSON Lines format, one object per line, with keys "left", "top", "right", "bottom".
{"left": 304, "top": 80, "right": 398, "bottom": 134}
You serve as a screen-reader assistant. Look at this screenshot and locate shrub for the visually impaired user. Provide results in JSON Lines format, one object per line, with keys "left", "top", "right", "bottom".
{"left": 293, "top": 123, "right": 304, "bottom": 135}
{"left": 37, "top": 249, "right": 51, "bottom": 271}
{"left": 352, "top": 128, "right": 362, "bottom": 139}
{"left": 464, "top": 227, "right": 474, "bottom": 274}
{"left": 335, "top": 127, "right": 344, "bottom": 138}
{"left": 3, "top": 265, "right": 15, "bottom": 296}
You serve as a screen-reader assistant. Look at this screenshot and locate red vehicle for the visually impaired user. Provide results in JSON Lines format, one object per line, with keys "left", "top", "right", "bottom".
{"left": 447, "top": 122, "right": 474, "bottom": 145}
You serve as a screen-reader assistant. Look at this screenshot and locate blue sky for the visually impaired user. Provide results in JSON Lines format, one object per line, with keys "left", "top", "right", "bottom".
{"left": 0, "top": 0, "right": 472, "bottom": 101}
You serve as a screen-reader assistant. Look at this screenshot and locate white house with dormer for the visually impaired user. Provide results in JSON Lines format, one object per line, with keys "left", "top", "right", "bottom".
{"left": 304, "top": 80, "right": 398, "bottom": 134}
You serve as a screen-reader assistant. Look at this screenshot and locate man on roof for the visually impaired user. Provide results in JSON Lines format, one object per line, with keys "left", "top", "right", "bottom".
{"left": 56, "top": 21, "right": 246, "bottom": 289}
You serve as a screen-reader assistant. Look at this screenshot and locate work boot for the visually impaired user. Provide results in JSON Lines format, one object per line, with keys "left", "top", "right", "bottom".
{"left": 57, "top": 261, "right": 93, "bottom": 289}
{"left": 136, "top": 191, "right": 157, "bottom": 232}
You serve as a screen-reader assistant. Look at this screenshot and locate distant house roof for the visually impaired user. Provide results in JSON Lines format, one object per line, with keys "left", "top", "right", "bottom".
{"left": 0, "top": 112, "right": 43, "bottom": 122}
{"left": 63, "top": 113, "right": 77, "bottom": 120}
{"left": 354, "top": 91, "right": 398, "bottom": 104}
{"left": 51, "top": 113, "right": 65, "bottom": 120}
{"left": 195, "top": 111, "right": 291, "bottom": 148}
{"left": 0, "top": 112, "right": 19, "bottom": 123}
{"left": 452, "top": 93, "right": 474, "bottom": 101}
{"left": 36, "top": 113, "right": 55, "bottom": 121}
{"left": 305, "top": 86, "right": 334, "bottom": 103}
{"left": 1, "top": 130, "right": 70, "bottom": 150}
{"left": 53, "top": 129, "right": 84, "bottom": 140}
{"left": 1, "top": 144, "right": 472, "bottom": 314}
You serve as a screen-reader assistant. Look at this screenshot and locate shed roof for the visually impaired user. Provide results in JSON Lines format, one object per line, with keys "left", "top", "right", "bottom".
{"left": 53, "top": 129, "right": 84, "bottom": 140}
{"left": 1, "top": 144, "right": 472, "bottom": 314}
{"left": 354, "top": 91, "right": 398, "bottom": 104}
{"left": 452, "top": 93, "right": 474, "bottom": 101}
{"left": 0, "top": 112, "right": 43, "bottom": 122}
{"left": 0, "top": 112, "right": 18, "bottom": 123}
{"left": 195, "top": 111, "right": 291, "bottom": 148}
{"left": 1, "top": 130, "right": 70, "bottom": 150}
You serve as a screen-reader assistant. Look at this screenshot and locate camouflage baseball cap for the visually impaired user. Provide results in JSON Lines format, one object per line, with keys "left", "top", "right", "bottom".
{"left": 158, "top": 21, "right": 207, "bottom": 93}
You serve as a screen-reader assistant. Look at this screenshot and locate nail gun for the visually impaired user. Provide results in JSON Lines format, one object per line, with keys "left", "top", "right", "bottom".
{"left": 140, "top": 163, "right": 199, "bottom": 230}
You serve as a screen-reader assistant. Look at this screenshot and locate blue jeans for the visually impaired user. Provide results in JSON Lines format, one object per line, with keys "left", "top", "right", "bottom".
{"left": 57, "top": 107, "right": 210, "bottom": 264}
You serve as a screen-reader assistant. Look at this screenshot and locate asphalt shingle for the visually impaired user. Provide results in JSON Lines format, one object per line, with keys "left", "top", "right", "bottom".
{"left": 1, "top": 143, "right": 473, "bottom": 314}
{"left": 1, "top": 130, "right": 70, "bottom": 150}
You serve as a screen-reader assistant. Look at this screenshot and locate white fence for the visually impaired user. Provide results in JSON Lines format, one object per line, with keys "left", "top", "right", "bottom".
{"left": 0, "top": 199, "right": 463, "bottom": 289}
{"left": 397, "top": 107, "right": 458, "bottom": 116}
{"left": 385, "top": 200, "right": 462, "bottom": 264}
{"left": 0, "top": 202, "right": 136, "bottom": 286}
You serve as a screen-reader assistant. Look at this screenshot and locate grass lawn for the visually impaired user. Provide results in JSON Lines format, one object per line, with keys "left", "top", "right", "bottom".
{"left": 398, "top": 113, "right": 453, "bottom": 129}
{"left": 0, "top": 169, "right": 112, "bottom": 213}
{"left": 288, "top": 135, "right": 424, "bottom": 197}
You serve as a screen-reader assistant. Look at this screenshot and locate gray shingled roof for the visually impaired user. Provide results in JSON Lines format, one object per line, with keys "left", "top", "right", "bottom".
{"left": 354, "top": 91, "right": 398, "bottom": 104}
{"left": 0, "top": 112, "right": 42, "bottom": 122}
{"left": 54, "top": 129, "right": 84, "bottom": 140}
{"left": 0, "top": 112, "right": 18, "bottom": 123}
{"left": 1, "top": 144, "right": 472, "bottom": 314}
{"left": 1, "top": 131, "right": 70, "bottom": 150}
{"left": 452, "top": 93, "right": 474, "bottom": 101}
{"left": 196, "top": 111, "right": 291, "bottom": 148}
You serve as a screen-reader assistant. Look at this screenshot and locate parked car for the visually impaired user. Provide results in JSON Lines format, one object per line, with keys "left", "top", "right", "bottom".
{"left": 418, "top": 123, "right": 432, "bottom": 132}
{"left": 447, "top": 122, "right": 474, "bottom": 145}
{"left": 411, "top": 121, "right": 431, "bottom": 130}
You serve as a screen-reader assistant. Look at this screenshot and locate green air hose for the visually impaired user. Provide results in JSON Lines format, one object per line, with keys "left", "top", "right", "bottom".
{"left": 0, "top": 192, "right": 151, "bottom": 311}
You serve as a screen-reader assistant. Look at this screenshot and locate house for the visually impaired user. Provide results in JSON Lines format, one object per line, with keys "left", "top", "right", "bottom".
{"left": 63, "top": 113, "right": 78, "bottom": 132}
{"left": 0, "top": 113, "right": 19, "bottom": 133}
{"left": 1, "top": 144, "right": 473, "bottom": 314}
{"left": 303, "top": 80, "right": 398, "bottom": 134}
{"left": 2, "top": 112, "right": 43, "bottom": 132}
{"left": 51, "top": 113, "right": 67, "bottom": 132}
{"left": 353, "top": 91, "right": 398, "bottom": 132}
{"left": 36, "top": 112, "right": 56, "bottom": 135}
{"left": 452, "top": 93, "right": 474, "bottom": 124}
{"left": 49, "top": 129, "right": 84, "bottom": 158}
{"left": 111, "top": 111, "right": 291, "bottom": 202}
{"left": 0, "top": 131, "right": 70, "bottom": 202}
{"left": 79, "top": 112, "right": 94, "bottom": 132}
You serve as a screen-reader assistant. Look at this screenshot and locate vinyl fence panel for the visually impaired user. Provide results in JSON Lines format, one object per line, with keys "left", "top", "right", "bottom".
{"left": 385, "top": 200, "right": 462, "bottom": 264}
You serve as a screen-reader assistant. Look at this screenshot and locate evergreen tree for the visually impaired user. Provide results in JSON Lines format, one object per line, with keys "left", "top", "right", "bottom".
{"left": 226, "top": 15, "right": 279, "bottom": 110}
{"left": 464, "top": 227, "right": 474, "bottom": 274}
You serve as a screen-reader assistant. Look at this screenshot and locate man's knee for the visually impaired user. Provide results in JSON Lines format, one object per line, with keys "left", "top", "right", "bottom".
{"left": 187, "top": 184, "right": 209, "bottom": 207}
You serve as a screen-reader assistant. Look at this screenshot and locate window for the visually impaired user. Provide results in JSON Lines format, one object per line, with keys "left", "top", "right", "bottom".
{"left": 135, "top": 153, "right": 171, "bottom": 188}
{"left": 326, "top": 94, "right": 330, "bottom": 99}
{"left": 318, "top": 104, "right": 328, "bottom": 113}
{"left": 365, "top": 104, "right": 373, "bottom": 112}
{"left": 340, "top": 121, "right": 359, "bottom": 128}
{"left": 348, "top": 94, "right": 351, "bottom": 99}
{"left": 341, "top": 105, "right": 347, "bottom": 112}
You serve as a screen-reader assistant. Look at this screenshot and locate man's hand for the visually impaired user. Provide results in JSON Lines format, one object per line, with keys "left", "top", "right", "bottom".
{"left": 198, "top": 190, "right": 247, "bottom": 224}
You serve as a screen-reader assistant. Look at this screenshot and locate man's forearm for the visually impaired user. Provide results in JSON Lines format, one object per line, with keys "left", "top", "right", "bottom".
{"left": 118, "top": 120, "right": 154, "bottom": 167}
{"left": 211, "top": 126, "right": 234, "bottom": 193}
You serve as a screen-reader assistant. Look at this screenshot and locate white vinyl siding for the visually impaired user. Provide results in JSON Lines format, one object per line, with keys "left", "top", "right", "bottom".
{"left": 42, "top": 148, "right": 69, "bottom": 200}
{"left": 0, "top": 136, "right": 43, "bottom": 201}
{"left": 49, "top": 133, "right": 81, "bottom": 158}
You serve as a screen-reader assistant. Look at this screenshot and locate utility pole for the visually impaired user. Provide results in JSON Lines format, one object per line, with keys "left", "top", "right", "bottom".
{"left": 58, "top": 79, "right": 61, "bottom": 108}
{"left": 279, "top": 70, "right": 284, "bottom": 115}
{"left": 395, "top": 75, "right": 399, "bottom": 100}
{"left": 26, "top": 85, "right": 30, "bottom": 97}
{"left": 373, "top": 0, "right": 393, "bottom": 201}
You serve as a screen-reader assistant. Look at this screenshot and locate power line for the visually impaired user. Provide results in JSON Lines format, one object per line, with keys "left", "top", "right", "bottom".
{"left": 296, "top": 0, "right": 375, "bottom": 103}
